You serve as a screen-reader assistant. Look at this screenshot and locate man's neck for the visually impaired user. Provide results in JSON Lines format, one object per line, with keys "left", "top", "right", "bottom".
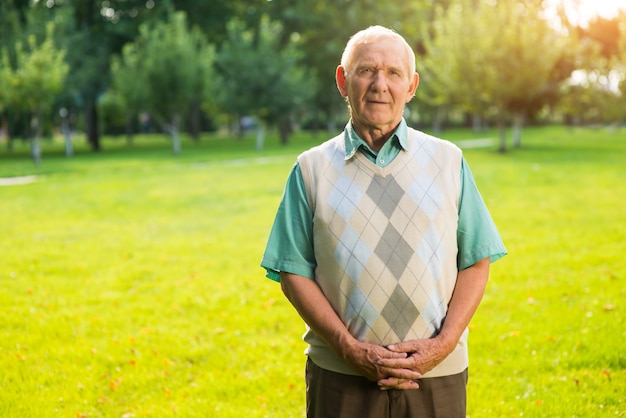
{"left": 352, "top": 120, "right": 401, "bottom": 152}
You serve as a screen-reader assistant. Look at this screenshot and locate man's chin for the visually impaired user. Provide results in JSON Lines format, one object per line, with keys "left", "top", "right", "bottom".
{"left": 358, "top": 116, "right": 398, "bottom": 130}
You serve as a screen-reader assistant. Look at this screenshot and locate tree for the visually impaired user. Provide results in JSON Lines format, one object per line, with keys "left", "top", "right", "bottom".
{"left": 38, "top": 0, "right": 163, "bottom": 151}
{"left": 491, "top": 1, "right": 566, "bottom": 148}
{"left": 561, "top": 13, "right": 626, "bottom": 126}
{"left": 0, "top": 0, "right": 32, "bottom": 147}
{"left": 418, "top": 2, "right": 493, "bottom": 133}
{"left": 111, "top": 11, "right": 215, "bottom": 154}
{"left": 618, "top": 14, "right": 626, "bottom": 125}
{"left": 0, "top": 23, "right": 69, "bottom": 164}
{"left": 170, "top": 0, "right": 237, "bottom": 44}
{"left": 419, "top": 0, "right": 566, "bottom": 151}
{"left": 215, "top": 16, "right": 314, "bottom": 148}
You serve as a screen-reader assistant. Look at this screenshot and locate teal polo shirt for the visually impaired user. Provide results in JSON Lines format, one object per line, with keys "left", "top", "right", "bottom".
{"left": 262, "top": 119, "right": 507, "bottom": 282}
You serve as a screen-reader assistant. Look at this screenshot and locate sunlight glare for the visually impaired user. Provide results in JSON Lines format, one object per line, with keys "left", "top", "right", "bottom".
{"left": 548, "top": 0, "right": 626, "bottom": 25}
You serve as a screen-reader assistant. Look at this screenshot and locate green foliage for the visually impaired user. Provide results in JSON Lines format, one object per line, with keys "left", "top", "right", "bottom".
{"left": 113, "top": 13, "right": 213, "bottom": 121}
{"left": 419, "top": 1, "right": 563, "bottom": 118}
{"left": 0, "top": 126, "right": 624, "bottom": 416}
{"left": 215, "top": 16, "right": 315, "bottom": 127}
{"left": 0, "top": 22, "right": 69, "bottom": 163}
{"left": 0, "top": 23, "right": 68, "bottom": 114}
{"left": 111, "top": 11, "right": 215, "bottom": 153}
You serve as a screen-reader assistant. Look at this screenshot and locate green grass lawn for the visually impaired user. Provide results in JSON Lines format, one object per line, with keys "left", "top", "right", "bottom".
{"left": 0, "top": 126, "right": 624, "bottom": 417}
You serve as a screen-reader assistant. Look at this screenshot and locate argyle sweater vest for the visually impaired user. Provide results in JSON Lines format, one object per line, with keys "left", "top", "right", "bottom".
{"left": 298, "top": 127, "right": 467, "bottom": 378}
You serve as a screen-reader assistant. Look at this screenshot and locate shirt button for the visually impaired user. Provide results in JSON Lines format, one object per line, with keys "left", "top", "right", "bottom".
{"left": 379, "top": 158, "right": 385, "bottom": 164}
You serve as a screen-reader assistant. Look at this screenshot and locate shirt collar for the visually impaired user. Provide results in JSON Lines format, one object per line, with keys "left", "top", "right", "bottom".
{"left": 343, "top": 118, "right": 409, "bottom": 160}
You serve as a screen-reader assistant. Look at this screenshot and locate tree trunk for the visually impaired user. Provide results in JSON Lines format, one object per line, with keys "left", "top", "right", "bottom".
{"left": 432, "top": 107, "right": 444, "bottom": 135}
{"left": 85, "top": 98, "right": 101, "bottom": 151}
{"left": 255, "top": 124, "right": 265, "bottom": 151}
{"left": 472, "top": 113, "right": 482, "bottom": 133}
{"left": 170, "top": 113, "right": 181, "bottom": 155}
{"left": 326, "top": 103, "right": 339, "bottom": 134}
{"left": 30, "top": 112, "right": 42, "bottom": 166}
{"left": 1, "top": 116, "right": 11, "bottom": 152}
{"left": 189, "top": 101, "right": 201, "bottom": 141}
{"left": 125, "top": 112, "right": 134, "bottom": 146}
{"left": 512, "top": 113, "right": 524, "bottom": 148}
{"left": 279, "top": 118, "right": 291, "bottom": 145}
{"left": 62, "top": 113, "right": 73, "bottom": 157}
{"left": 497, "top": 115, "right": 507, "bottom": 153}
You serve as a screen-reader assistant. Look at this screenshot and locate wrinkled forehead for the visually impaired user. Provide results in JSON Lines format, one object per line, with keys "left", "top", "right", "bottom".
{"left": 343, "top": 30, "right": 415, "bottom": 74}
{"left": 349, "top": 38, "right": 414, "bottom": 75}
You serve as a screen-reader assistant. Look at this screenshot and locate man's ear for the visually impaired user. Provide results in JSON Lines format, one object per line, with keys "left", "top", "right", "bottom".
{"left": 407, "top": 72, "right": 419, "bottom": 102}
{"left": 336, "top": 65, "right": 348, "bottom": 97}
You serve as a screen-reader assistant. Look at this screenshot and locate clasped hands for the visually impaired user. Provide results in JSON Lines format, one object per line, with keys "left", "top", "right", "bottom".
{"left": 344, "top": 337, "right": 453, "bottom": 391}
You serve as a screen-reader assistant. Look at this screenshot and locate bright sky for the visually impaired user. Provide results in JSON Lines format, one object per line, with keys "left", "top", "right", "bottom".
{"left": 547, "top": 0, "right": 626, "bottom": 25}
{"left": 550, "top": 0, "right": 626, "bottom": 93}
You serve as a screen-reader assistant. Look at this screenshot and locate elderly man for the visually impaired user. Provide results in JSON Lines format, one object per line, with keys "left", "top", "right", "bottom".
{"left": 261, "top": 26, "right": 507, "bottom": 418}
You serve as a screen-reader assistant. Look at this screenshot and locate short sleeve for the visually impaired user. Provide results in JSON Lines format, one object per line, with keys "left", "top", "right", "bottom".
{"left": 457, "top": 158, "right": 507, "bottom": 270}
{"left": 260, "top": 163, "right": 317, "bottom": 282}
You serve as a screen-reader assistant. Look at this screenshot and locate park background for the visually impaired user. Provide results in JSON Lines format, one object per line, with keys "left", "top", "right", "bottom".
{"left": 1, "top": 0, "right": 625, "bottom": 416}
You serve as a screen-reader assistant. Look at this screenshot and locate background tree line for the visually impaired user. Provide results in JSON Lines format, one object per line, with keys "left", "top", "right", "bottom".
{"left": 0, "top": 0, "right": 625, "bottom": 160}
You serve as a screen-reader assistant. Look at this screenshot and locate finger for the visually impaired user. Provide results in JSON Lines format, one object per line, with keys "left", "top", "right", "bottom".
{"left": 377, "top": 349, "right": 409, "bottom": 360}
{"left": 377, "top": 366, "right": 422, "bottom": 380}
{"left": 386, "top": 342, "right": 414, "bottom": 353}
{"left": 394, "top": 380, "right": 420, "bottom": 390}
{"left": 376, "top": 357, "right": 414, "bottom": 369}
{"left": 378, "top": 378, "right": 419, "bottom": 391}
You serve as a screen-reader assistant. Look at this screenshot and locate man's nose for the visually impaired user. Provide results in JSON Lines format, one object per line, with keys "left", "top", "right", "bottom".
{"left": 370, "top": 71, "right": 388, "bottom": 92}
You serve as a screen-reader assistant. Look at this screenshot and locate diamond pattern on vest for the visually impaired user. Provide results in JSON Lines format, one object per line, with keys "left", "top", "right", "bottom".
{"left": 374, "top": 223, "right": 414, "bottom": 279}
{"left": 345, "top": 286, "right": 379, "bottom": 337}
{"left": 305, "top": 133, "right": 459, "bottom": 345}
{"left": 325, "top": 163, "right": 447, "bottom": 343}
{"left": 328, "top": 173, "right": 363, "bottom": 222}
{"left": 381, "top": 284, "right": 421, "bottom": 341}
{"left": 366, "top": 175, "right": 405, "bottom": 217}
{"left": 335, "top": 225, "right": 371, "bottom": 283}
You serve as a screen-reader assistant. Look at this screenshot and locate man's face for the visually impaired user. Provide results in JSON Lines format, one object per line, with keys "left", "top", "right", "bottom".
{"left": 337, "top": 38, "right": 419, "bottom": 136}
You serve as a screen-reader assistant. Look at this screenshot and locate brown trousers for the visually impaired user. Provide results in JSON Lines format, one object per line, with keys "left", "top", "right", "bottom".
{"left": 305, "top": 358, "right": 468, "bottom": 418}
